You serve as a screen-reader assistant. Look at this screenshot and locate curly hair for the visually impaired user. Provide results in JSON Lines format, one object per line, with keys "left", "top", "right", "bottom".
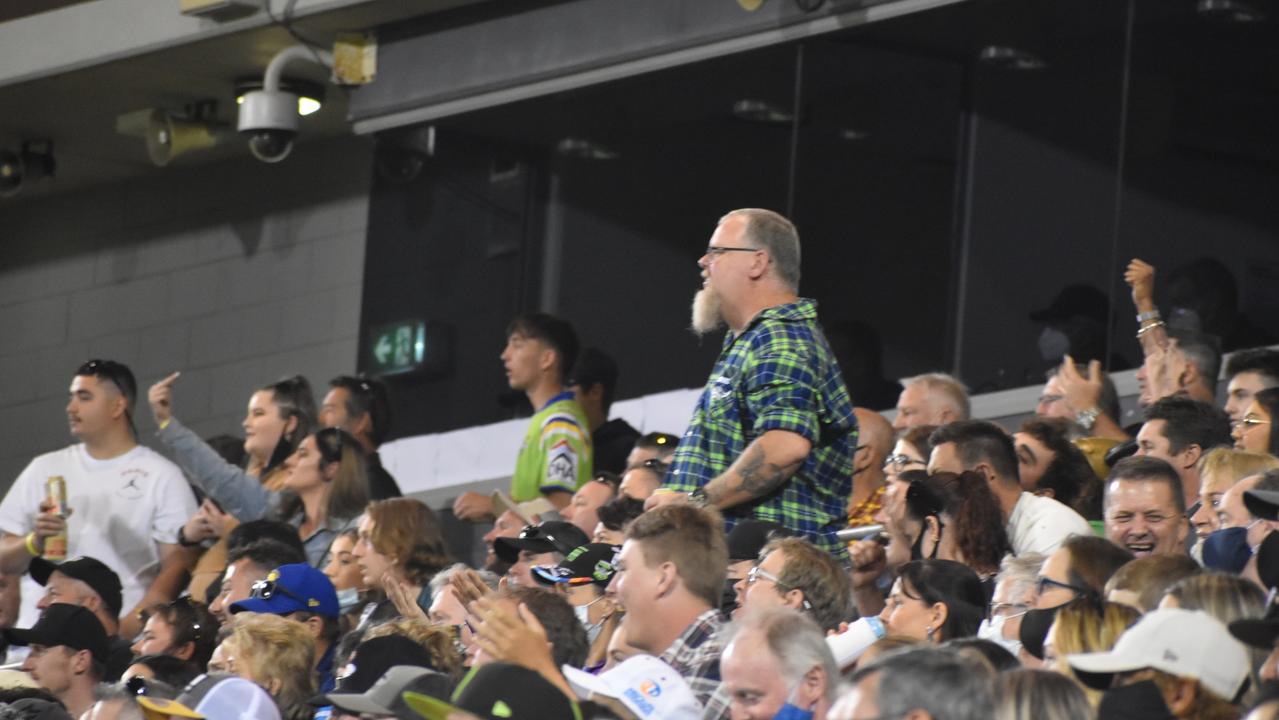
{"left": 226, "top": 613, "right": 316, "bottom": 720}
{"left": 365, "top": 498, "right": 453, "bottom": 585}
{"left": 362, "top": 618, "right": 464, "bottom": 678}
{"left": 914, "top": 471, "right": 1010, "bottom": 577}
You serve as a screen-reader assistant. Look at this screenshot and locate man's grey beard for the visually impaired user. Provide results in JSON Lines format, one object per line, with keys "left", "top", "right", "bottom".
{"left": 691, "top": 288, "right": 724, "bottom": 336}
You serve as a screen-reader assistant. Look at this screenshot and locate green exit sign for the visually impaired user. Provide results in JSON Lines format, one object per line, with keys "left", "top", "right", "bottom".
{"left": 367, "top": 320, "right": 428, "bottom": 375}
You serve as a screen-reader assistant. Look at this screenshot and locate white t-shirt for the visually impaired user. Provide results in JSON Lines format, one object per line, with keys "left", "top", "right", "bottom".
{"left": 0, "top": 443, "right": 197, "bottom": 628}
{"left": 1006, "top": 491, "right": 1093, "bottom": 556}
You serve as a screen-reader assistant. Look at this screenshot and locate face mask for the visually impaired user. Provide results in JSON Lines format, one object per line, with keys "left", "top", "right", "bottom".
{"left": 335, "top": 587, "right": 362, "bottom": 613}
{"left": 1037, "top": 327, "right": 1071, "bottom": 362}
{"left": 772, "top": 682, "right": 816, "bottom": 720}
{"left": 977, "top": 612, "right": 1025, "bottom": 658}
{"left": 1256, "top": 530, "right": 1279, "bottom": 590}
{"left": 1203, "top": 522, "right": 1258, "bottom": 574}
{"left": 1097, "top": 679, "right": 1175, "bottom": 720}
{"left": 574, "top": 595, "right": 606, "bottom": 644}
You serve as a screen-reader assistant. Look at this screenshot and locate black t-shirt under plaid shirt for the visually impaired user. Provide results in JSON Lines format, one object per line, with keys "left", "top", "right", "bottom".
{"left": 665, "top": 298, "right": 858, "bottom": 559}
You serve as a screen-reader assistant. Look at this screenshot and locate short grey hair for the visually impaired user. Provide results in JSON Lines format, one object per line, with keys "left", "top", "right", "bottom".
{"left": 724, "top": 607, "right": 839, "bottom": 704}
{"left": 995, "top": 553, "right": 1046, "bottom": 607}
{"left": 429, "top": 563, "right": 499, "bottom": 602}
{"left": 851, "top": 647, "right": 995, "bottom": 720}
{"left": 724, "top": 208, "right": 801, "bottom": 291}
{"left": 90, "top": 685, "right": 146, "bottom": 720}
{"left": 900, "top": 372, "right": 971, "bottom": 420}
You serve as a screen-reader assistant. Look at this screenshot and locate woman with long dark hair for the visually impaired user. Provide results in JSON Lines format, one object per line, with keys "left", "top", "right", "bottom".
{"left": 878, "top": 559, "right": 986, "bottom": 643}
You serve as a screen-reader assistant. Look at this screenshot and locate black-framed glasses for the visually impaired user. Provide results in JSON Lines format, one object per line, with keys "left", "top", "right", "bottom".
{"left": 1035, "top": 575, "right": 1093, "bottom": 599}
{"left": 250, "top": 578, "right": 306, "bottom": 604}
{"left": 703, "top": 245, "right": 761, "bottom": 258}
{"left": 884, "top": 454, "right": 926, "bottom": 472}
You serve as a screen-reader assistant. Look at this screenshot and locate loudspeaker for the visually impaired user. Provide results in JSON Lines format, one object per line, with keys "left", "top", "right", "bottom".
{"left": 146, "top": 109, "right": 218, "bottom": 167}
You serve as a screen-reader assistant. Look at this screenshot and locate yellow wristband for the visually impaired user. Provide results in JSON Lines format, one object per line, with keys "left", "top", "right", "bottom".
{"left": 159, "top": 417, "right": 171, "bottom": 430}
{"left": 24, "top": 532, "right": 40, "bottom": 557}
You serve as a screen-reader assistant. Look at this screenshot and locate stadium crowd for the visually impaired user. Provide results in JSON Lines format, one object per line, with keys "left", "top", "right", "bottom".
{"left": 1, "top": 208, "right": 1277, "bottom": 720}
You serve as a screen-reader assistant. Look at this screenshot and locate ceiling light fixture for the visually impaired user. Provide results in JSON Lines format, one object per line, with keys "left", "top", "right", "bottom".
{"left": 1196, "top": 0, "right": 1265, "bottom": 23}
{"left": 977, "top": 45, "right": 1047, "bottom": 71}
{"left": 555, "top": 138, "right": 618, "bottom": 161}
{"left": 0, "top": 139, "right": 55, "bottom": 198}
{"left": 731, "top": 99, "right": 794, "bottom": 124}
{"left": 235, "top": 77, "right": 326, "bottom": 116}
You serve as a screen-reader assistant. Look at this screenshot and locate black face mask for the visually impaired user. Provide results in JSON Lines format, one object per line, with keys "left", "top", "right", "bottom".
{"left": 720, "top": 578, "right": 740, "bottom": 615}
{"left": 1097, "top": 680, "right": 1175, "bottom": 720}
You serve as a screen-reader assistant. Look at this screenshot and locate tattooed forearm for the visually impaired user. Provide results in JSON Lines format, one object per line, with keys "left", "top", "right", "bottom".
{"left": 737, "top": 445, "right": 796, "bottom": 496}
{"left": 703, "top": 434, "right": 807, "bottom": 508}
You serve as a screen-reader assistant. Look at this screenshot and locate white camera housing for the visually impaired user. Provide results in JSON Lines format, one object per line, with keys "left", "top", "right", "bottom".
{"left": 237, "top": 89, "right": 300, "bottom": 163}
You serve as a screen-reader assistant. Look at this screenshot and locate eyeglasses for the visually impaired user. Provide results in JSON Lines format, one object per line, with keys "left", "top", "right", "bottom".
{"left": 746, "top": 566, "right": 813, "bottom": 611}
{"left": 989, "top": 601, "right": 1030, "bottom": 619}
{"left": 250, "top": 578, "right": 308, "bottom": 605}
{"left": 1035, "top": 575, "right": 1093, "bottom": 599}
{"left": 1234, "top": 416, "right": 1271, "bottom": 429}
{"left": 632, "top": 458, "right": 670, "bottom": 474}
{"left": 884, "top": 454, "right": 926, "bottom": 472}
{"left": 703, "top": 245, "right": 761, "bottom": 258}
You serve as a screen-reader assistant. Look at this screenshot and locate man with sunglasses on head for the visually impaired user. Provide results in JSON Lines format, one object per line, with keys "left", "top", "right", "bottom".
{"left": 0, "top": 360, "right": 197, "bottom": 641}
{"left": 650, "top": 209, "right": 858, "bottom": 560}
{"left": 319, "top": 375, "right": 402, "bottom": 500}
{"left": 230, "top": 562, "right": 342, "bottom": 693}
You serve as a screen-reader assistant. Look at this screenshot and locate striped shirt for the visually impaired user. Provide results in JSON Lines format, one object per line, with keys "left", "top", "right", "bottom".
{"left": 511, "top": 391, "right": 593, "bottom": 502}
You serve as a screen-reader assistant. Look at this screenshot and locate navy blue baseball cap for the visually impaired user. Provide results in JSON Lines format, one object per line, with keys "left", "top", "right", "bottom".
{"left": 230, "top": 563, "right": 339, "bottom": 618}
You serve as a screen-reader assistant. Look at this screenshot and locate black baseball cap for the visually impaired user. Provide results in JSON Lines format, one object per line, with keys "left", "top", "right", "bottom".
{"left": 320, "top": 635, "right": 440, "bottom": 703}
{"left": 403, "top": 663, "right": 582, "bottom": 720}
{"left": 725, "top": 520, "right": 791, "bottom": 562}
{"left": 494, "top": 521, "right": 589, "bottom": 564}
{"left": 1230, "top": 602, "right": 1279, "bottom": 651}
{"left": 532, "top": 544, "right": 620, "bottom": 588}
{"left": 4, "top": 604, "right": 109, "bottom": 663}
{"left": 29, "top": 555, "right": 124, "bottom": 618}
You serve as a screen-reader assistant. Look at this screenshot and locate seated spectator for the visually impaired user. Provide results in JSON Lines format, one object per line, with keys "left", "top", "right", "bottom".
{"left": 352, "top": 498, "right": 452, "bottom": 621}
{"left": 724, "top": 520, "right": 790, "bottom": 615}
{"left": 426, "top": 563, "right": 498, "bottom": 667}
{"left": 209, "top": 538, "right": 306, "bottom": 625}
{"left": 194, "top": 519, "right": 307, "bottom": 605}
{"left": 122, "top": 653, "right": 202, "bottom": 689}
{"left": 568, "top": 347, "right": 641, "bottom": 476}
{"left": 617, "top": 458, "right": 668, "bottom": 501}
{"left": 943, "top": 637, "right": 1019, "bottom": 673}
{"left": 562, "top": 654, "right": 703, "bottom": 719}
{"left": 1016, "top": 418, "right": 1103, "bottom": 520}
{"left": 625, "top": 431, "right": 678, "bottom": 470}
{"left": 561, "top": 473, "right": 618, "bottom": 538}
{"left": 1104, "top": 555, "right": 1201, "bottom": 613}
{"left": 1040, "top": 598, "right": 1141, "bottom": 706}
{"left": 492, "top": 520, "right": 588, "bottom": 588}
{"left": 532, "top": 543, "right": 622, "bottom": 670}
{"left": 358, "top": 620, "right": 465, "bottom": 679}
{"left": 870, "top": 424, "right": 938, "bottom": 541}
{"left": 980, "top": 553, "right": 1044, "bottom": 658}
{"left": 28, "top": 556, "right": 132, "bottom": 681}
{"left": 3, "top": 605, "right": 108, "bottom": 718}
{"left": 838, "top": 646, "right": 995, "bottom": 720}
{"left": 213, "top": 612, "right": 315, "bottom": 720}
{"left": 1136, "top": 397, "right": 1233, "bottom": 513}
{"left": 1163, "top": 572, "right": 1268, "bottom": 702}
{"left": 324, "top": 662, "right": 454, "bottom": 720}
{"left": 607, "top": 504, "right": 728, "bottom": 709}
{"left": 1035, "top": 535, "right": 1133, "bottom": 610}
{"left": 848, "top": 408, "right": 894, "bottom": 529}
{"left": 930, "top": 421, "right": 1091, "bottom": 556}
{"left": 734, "top": 536, "right": 850, "bottom": 632}
{"left": 909, "top": 471, "right": 1011, "bottom": 582}
{"left": 878, "top": 560, "right": 986, "bottom": 644}
{"left": 480, "top": 500, "right": 533, "bottom": 575}
{"left": 1224, "top": 349, "right": 1279, "bottom": 423}
{"left": 322, "top": 528, "right": 367, "bottom": 626}
{"left": 893, "top": 373, "right": 970, "bottom": 430}
{"left": 592, "top": 495, "right": 644, "bottom": 545}
{"left": 1037, "top": 357, "right": 1128, "bottom": 441}
{"left": 1189, "top": 448, "right": 1279, "bottom": 543}
{"left": 401, "top": 663, "right": 582, "bottom": 720}
{"left": 136, "top": 673, "right": 283, "bottom": 720}
{"left": 230, "top": 563, "right": 342, "bottom": 692}
{"left": 848, "top": 468, "right": 928, "bottom": 619}
{"left": 601, "top": 622, "right": 641, "bottom": 672}
{"left": 995, "top": 667, "right": 1094, "bottom": 720}
{"left": 131, "top": 598, "right": 218, "bottom": 671}
{"left": 1104, "top": 456, "right": 1189, "bottom": 558}
{"left": 319, "top": 375, "right": 402, "bottom": 500}
{"left": 1208, "top": 470, "right": 1279, "bottom": 577}
{"left": 717, "top": 607, "right": 839, "bottom": 720}
{"left": 1236, "top": 388, "right": 1279, "bottom": 457}
{"left": 1069, "top": 608, "right": 1248, "bottom": 719}
{"left": 469, "top": 585, "right": 589, "bottom": 671}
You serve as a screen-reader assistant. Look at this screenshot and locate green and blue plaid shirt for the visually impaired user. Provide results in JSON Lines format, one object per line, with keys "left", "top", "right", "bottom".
{"left": 665, "top": 298, "right": 857, "bottom": 559}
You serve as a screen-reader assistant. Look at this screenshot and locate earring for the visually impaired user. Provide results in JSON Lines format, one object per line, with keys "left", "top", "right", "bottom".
{"left": 925, "top": 625, "right": 935, "bottom": 642}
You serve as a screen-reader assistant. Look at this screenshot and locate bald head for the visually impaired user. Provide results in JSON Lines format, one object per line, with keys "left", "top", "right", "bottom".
{"left": 854, "top": 408, "right": 894, "bottom": 462}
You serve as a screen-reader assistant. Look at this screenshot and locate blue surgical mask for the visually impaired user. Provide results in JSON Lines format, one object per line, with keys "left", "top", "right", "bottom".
{"left": 335, "top": 587, "right": 362, "bottom": 613}
{"left": 1203, "top": 522, "right": 1258, "bottom": 573}
{"left": 773, "top": 684, "right": 816, "bottom": 720}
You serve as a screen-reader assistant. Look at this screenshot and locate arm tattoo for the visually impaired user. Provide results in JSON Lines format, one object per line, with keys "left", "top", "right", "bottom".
{"left": 705, "top": 444, "right": 800, "bottom": 505}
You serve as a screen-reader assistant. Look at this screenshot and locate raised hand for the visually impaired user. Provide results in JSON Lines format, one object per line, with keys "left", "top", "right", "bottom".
{"left": 148, "top": 371, "right": 181, "bottom": 424}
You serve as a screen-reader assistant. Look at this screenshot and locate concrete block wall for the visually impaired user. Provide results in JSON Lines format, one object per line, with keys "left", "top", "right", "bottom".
{"left": 0, "top": 136, "right": 373, "bottom": 491}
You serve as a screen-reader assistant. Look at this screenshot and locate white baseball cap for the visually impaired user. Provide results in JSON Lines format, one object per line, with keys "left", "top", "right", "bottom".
{"left": 562, "top": 655, "right": 701, "bottom": 720}
{"left": 1066, "top": 608, "right": 1249, "bottom": 701}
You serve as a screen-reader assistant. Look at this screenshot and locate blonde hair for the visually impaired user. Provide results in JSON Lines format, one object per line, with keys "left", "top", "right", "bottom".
{"left": 362, "top": 618, "right": 463, "bottom": 678}
{"left": 1166, "top": 572, "right": 1267, "bottom": 706}
{"left": 995, "top": 668, "right": 1093, "bottom": 720}
{"left": 1049, "top": 599, "right": 1140, "bottom": 707}
{"left": 1198, "top": 447, "right": 1279, "bottom": 487}
{"left": 228, "top": 613, "right": 316, "bottom": 720}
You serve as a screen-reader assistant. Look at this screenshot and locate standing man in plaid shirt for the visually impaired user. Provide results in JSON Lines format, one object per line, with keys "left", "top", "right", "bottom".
{"left": 649, "top": 209, "right": 858, "bottom": 560}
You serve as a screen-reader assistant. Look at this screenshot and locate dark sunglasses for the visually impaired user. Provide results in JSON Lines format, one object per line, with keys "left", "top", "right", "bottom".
{"left": 250, "top": 578, "right": 307, "bottom": 604}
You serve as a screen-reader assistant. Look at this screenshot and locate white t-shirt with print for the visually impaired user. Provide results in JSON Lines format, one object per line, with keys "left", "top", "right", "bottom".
{"left": 0, "top": 443, "right": 197, "bottom": 628}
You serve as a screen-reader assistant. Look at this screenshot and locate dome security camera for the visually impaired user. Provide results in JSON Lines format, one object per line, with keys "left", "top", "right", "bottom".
{"left": 237, "top": 89, "right": 299, "bottom": 163}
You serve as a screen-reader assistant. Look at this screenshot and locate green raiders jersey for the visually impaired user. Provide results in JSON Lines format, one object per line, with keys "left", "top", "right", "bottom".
{"left": 510, "top": 391, "right": 593, "bottom": 502}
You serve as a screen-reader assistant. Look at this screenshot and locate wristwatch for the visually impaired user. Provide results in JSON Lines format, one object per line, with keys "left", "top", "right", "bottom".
{"left": 688, "top": 488, "right": 710, "bottom": 508}
{"left": 1076, "top": 407, "right": 1101, "bottom": 432}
